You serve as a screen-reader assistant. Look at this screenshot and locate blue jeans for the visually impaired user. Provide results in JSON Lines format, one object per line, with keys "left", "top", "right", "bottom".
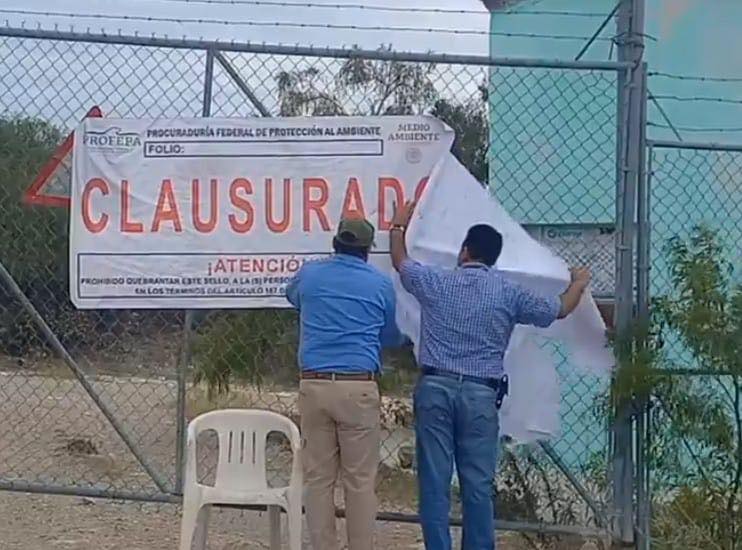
{"left": 414, "top": 374, "right": 500, "bottom": 550}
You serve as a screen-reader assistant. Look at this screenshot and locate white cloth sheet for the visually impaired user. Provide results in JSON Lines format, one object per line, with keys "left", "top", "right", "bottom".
{"left": 392, "top": 154, "right": 614, "bottom": 442}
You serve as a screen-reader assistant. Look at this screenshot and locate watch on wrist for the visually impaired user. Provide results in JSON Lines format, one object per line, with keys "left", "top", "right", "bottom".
{"left": 390, "top": 224, "right": 407, "bottom": 232}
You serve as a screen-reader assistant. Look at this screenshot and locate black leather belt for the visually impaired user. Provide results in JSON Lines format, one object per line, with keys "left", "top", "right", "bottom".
{"left": 301, "top": 371, "right": 376, "bottom": 381}
{"left": 421, "top": 367, "right": 509, "bottom": 408}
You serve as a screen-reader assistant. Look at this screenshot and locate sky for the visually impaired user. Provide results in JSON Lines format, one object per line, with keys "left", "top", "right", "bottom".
{"left": 0, "top": 0, "right": 492, "bottom": 55}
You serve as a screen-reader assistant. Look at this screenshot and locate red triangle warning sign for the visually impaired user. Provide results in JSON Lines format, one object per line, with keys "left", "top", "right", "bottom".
{"left": 23, "top": 106, "right": 103, "bottom": 208}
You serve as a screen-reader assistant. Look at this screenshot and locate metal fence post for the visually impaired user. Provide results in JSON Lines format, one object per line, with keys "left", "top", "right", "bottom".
{"left": 202, "top": 49, "right": 215, "bottom": 118}
{"left": 634, "top": 62, "right": 651, "bottom": 550}
{"left": 174, "top": 311, "right": 191, "bottom": 495}
{"left": 175, "top": 47, "right": 215, "bottom": 494}
{"left": 613, "top": 0, "right": 646, "bottom": 544}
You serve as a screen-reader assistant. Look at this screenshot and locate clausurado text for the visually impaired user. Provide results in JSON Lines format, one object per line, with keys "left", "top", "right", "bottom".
{"left": 79, "top": 175, "right": 429, "bottom": 235}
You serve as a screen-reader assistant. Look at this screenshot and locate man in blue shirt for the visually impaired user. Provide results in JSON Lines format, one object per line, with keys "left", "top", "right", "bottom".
{"left": 286, "top": 217, "right": 401, "bottom": 550}
{"left": 389, "top": 201, "right": 591, "bottom": 550}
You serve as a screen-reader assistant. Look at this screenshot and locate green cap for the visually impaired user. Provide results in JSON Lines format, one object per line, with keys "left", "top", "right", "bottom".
{"left": 335, "top": 217, "right": 375, "bottom": 248}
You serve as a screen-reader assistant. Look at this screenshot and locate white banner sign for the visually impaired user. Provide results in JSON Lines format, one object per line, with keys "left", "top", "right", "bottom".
{"left": 70, "top": 116, "right": 454, "bottom": 309}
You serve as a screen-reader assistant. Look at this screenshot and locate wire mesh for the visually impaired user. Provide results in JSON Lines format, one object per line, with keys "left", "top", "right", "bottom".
{"left": 0, "top": 34, "right": 211, "bottom": 498}
{"left": 644, "top": 144, "right": 742, "bottom": 548}
{"left": 0, "top": 30, "right": 623, "bottom": 535}
{"left": 488, "top": 65, "right": 619, "bottom": 527}
{"left": 649, "top": 146, "right": 741, "bottom": 294}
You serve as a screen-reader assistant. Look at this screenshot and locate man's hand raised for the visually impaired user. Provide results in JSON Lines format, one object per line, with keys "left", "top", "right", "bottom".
{"left": 389, "top": 201, "right": 415, "bottom": 271}
{"left": 558, "top": 266, "right": 592, "bottom": 319}
{"left": 570, "top": 267, "right": 591, "bottom": 289}
{"left": 391, "top": 200, "right": 416, "bottom": 229}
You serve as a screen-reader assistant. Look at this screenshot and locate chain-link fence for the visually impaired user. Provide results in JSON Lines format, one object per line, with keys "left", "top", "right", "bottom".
{"left": 640, "top": 141, "right": 742, "bottom": 548}
{"left": 0, "top": 27, "right": 630, "bottom": 541}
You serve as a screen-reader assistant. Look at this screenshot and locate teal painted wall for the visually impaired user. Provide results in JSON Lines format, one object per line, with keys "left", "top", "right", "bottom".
{"left": 487, "top": 0, "right": 742, "bottom": 222}
{"left": 485, "top": 0, "right": 742, "bottom": 467}
{"left": 488, "top": 0, "right": 617, "bottom": 225}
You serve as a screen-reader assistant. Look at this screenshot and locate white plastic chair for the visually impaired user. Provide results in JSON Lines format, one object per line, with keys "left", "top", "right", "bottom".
{"left": 179, "top": 409, "right": 303, "bottom": 550}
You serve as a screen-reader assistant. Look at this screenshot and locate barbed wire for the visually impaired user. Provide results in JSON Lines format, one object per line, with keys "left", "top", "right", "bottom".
{"left": 649, "top": 70, "right": 742, "bottom": 83}
{"left": 648, "top": 121, "right": 742, "bottom": 133}
{"left": 135, "top": 0, "right": 610, "bottom": 17}
{"left": 0, "top": 8, "right": 615, "bottom": 41}
{"left": 647, "top": 91, "right": 683, "bottom": 141}
{"left": 650, "top": 94, "right": 742, "bottom": 106}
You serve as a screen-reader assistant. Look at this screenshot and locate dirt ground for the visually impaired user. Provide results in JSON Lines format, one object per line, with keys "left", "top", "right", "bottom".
{"left": 0, "top": 366, "right": 521, "bottom": 549}
{"left": 0, "top": 352, "right": 601, "bottom": 550}
{"left": 0, "top": 360, "right": 422, "bottom": 505}
{"left": 0, "top": 491, "right": 532, "bottom": 549}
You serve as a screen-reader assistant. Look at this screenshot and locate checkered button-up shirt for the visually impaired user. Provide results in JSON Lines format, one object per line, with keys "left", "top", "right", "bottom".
{"left": 399, "top": 259, "right": 561, "bottom": 379}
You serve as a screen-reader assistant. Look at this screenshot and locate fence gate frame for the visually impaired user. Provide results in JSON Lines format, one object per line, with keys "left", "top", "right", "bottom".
{"left": 0, "top": 24, "right": 638, "bottom": 542}
{"left": 634, "top": 138, "right": 742, "bottom": 549}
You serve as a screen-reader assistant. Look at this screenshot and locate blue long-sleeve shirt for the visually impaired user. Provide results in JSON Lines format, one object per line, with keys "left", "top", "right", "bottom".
{"left": 286, "top": 254, "right": 402, "bottom": 373}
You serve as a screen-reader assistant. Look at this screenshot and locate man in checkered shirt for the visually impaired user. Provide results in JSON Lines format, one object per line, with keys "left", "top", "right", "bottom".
{"left": 389, "top": 201, "right": 591, "bottom": 550}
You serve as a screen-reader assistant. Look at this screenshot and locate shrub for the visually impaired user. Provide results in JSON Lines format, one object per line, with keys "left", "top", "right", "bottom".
{"left": 0, "top": 115, "right": 120, "bottom": 356}
{"left": 191, "top": 310, "right": 298, "bottom": 396}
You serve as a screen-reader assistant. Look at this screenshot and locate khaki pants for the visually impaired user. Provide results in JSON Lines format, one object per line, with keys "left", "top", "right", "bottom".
{"left": 298, "top": 379, "right": 381, "bottom": 550}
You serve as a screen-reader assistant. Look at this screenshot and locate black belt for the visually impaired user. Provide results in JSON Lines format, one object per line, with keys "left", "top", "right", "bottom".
{"left": 421, "top": 367, "right": 509, "bottom": 408}
{"left": 301, "top": 371, "right": 376, "bottom": 381}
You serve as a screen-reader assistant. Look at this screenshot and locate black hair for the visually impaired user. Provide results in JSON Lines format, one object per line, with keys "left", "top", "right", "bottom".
{"left": 462, "top": 224, "right": 503, "bottom": 266}
{"left": 332, "top": 237, "right": 369, "bottom": 260}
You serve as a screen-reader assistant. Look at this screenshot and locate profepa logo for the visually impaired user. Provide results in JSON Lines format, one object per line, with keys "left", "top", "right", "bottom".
{"left": 546, "top": 228, "right": 583, "bottom": 239}
{"left": 84, "top": 127, "right": 142, "bottom": 152}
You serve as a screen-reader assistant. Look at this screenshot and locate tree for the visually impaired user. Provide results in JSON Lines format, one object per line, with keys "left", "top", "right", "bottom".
{"left": 611, "top": 227, "right": 741, "bottom": 548}
{"left": 0, "top": 116, "right": 109, "bottom": 355}
{"left": 0, "top": 116, "right": 66, "bottom": 286}
{"left": 0, "top": 116, "right": 67, "bottom": 354}
{"left": 651, "top": 228, "right": 741, "bottom": 548}
{"left": 276, "top": 47, "right": 490, "bottom": 183}
{"left": 277, "top": 67, "right": 346, "bottom": 117}
{"left": 431, "top": 84, "right": 489, "bottom": 183}
{"left": 277, "top": 46, "right": 437, "bottom": 117}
